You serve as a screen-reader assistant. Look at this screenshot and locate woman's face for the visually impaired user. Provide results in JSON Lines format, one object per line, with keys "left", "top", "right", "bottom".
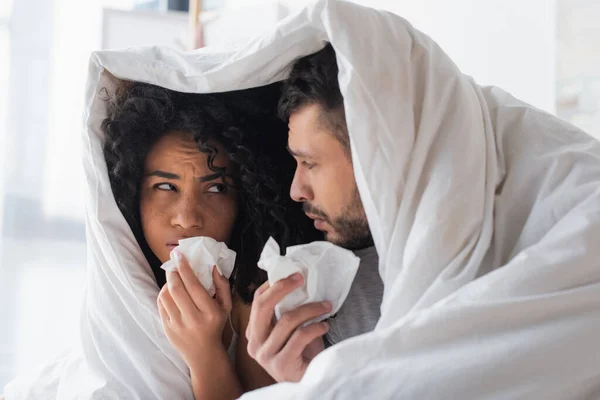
{"left": 140, "top": 131, "right": 238, "bottom": 263}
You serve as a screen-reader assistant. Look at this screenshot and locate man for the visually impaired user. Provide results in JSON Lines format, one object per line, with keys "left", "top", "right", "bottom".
{"left": 246, "top": 44, "right": 383, "bottom": 383}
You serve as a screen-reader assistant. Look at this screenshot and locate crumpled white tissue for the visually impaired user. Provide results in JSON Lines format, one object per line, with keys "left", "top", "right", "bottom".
{"left": 161, "top": 236, "right": 236, "bottom": 297}
{"left": 258, "top": 237, "right": 360, "bottom": 325}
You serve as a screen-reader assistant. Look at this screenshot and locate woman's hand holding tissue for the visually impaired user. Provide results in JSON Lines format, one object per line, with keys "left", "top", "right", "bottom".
{"left": 157, "top": 250, "right": 232, "bottom": 370}
{"left": 246, "top": 274, "right": 331, "bottom": 383}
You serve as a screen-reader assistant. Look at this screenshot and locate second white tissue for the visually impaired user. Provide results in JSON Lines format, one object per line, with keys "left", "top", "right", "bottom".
{"left": 258, "top": 237, "right": 360, "bottom": 325}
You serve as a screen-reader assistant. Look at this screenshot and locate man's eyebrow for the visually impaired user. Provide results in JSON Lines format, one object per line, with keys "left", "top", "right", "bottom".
{"left": 286, "top": 145, "right": 312, "bottom": 158}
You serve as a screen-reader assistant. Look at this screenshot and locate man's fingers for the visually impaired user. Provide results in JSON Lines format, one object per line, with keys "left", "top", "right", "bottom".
{"left": 212, "top": 266, "right": 232, "bottom": 314}
{"left": 245, "top": 282, "right": 270, "bottom": 340}
{"left": 302, "top": 335, "right": 326, "bottom": 362}
{"left": 253, "top": 280, "right": 270, "bottom": 298}
{"left": 260, "top": 302, "right": 331, "bottom": 358}
{"left": 248, "top": 273, "right": 305, "bottom": 344}
{"left": 279, "top": 322, "right": 329, "bottom": 362}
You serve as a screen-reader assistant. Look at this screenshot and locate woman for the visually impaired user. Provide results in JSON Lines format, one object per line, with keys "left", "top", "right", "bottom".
{"left": 101, "top": 81, "right": 319, "bottom": 399}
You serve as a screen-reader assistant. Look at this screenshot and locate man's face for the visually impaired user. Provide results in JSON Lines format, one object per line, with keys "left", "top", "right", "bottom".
{"left": 287, "top": 104, "right": 372, "bottom": 250}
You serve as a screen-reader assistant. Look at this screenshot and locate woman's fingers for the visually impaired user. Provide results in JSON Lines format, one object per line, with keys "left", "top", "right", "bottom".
{"left": 166, "top": 268, "right": 199, "bottom": 316}
{"left": 157, "top": 296, "right": 170, "bottom": 324}
{"left": 158, "top": 285, "right": 180, "bottom": 323}
{"left": 173, "top": 250, "right": 214, "bottom": 311}
{"left": 212, "top": 266, "right": 232, "bottom": 314}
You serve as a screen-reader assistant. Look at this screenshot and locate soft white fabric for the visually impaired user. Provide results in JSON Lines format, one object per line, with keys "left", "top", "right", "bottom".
{"left": 161, "top": 237, "right": 236, "bottom": 297}
{"left": 258, "top": 237, "right": 359, "bottom": 324}
{"left": 4, "top": 0, "right": 600, "bottom": 399}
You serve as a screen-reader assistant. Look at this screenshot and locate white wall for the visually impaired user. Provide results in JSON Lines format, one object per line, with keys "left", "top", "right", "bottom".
{"left": 0, "top": 25, "right": 8, "bottom": 264}
{"left": 102, "top": 2, "right": 285, "bottom": 50}
{"left": 279, "top": 0, "right": 556, "bottom": 113}
{"left": 43, "top": 0, "right": 103, "bottom": 220}
{"left": 556, "top": 0, "right": 600, "bottom": 139}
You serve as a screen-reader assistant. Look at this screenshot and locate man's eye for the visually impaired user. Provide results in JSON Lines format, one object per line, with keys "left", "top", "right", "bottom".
{"left": 155, "top": 183, "right": 176, "bottom": 191}
{"left": 302, "top": 161, "right": 316, "bottom": 170}
{"left": 207, "top": 184, "right": 228, "bottom": 194}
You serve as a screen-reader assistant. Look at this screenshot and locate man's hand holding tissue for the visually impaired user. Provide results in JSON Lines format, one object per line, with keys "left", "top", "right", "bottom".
{"left": 246, "top": 273, "right": 331, "bottom": 383}
{"left": 157, "top": 249, "right": 233, "bottom": 372}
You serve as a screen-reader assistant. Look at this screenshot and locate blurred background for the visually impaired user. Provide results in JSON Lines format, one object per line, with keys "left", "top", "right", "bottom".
{"left": 0, "top": 0, "right": 597, "bottom": 389}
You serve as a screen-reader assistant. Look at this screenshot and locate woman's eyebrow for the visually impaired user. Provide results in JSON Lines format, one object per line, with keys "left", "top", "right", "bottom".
{"left": 146, "top": 170, "right": 225, "bottom": 182}
{"left": 146, "top": 170, "right": 179, "bottom": 179}
{"left": 194, "top": 172, "right": 225, "bottom": 183}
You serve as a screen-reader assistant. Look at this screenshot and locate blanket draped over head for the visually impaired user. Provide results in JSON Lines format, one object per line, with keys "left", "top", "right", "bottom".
{"left": 5, "top": 1, "right": 600, "bottom": 399}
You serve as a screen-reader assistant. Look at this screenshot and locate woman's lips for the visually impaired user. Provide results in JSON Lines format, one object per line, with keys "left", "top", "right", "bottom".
{"left": 167, "top": 237, "right": 191, "bottom": 251}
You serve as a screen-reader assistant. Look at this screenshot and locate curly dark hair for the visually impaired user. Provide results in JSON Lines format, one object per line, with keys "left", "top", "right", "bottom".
{"left": 101, "top": 81, "right": 320, "bottom": 302}
{"left": 278, "top": 43, "right": 349, "bottom": 153}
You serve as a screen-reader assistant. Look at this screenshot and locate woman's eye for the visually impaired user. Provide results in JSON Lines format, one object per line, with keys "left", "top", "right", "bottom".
{"left": 207, "top": 184, "right": 228, "bottom": 194}
{"left": 155, "top": 183, "right": 176, "bottom": 191}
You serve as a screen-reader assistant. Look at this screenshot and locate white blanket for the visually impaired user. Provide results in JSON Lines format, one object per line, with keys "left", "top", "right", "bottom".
{"left": 4, "top": 1, "right": 600, "bottom": 399}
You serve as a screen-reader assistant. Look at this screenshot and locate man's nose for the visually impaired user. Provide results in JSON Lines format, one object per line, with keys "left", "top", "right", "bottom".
{"left": 290, "top": 169, "right": 313, "bottom": 203}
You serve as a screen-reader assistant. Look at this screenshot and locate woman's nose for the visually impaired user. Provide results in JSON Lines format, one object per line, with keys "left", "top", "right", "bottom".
{"left": 171, "top": 194, "right": 203, "bottom": 230}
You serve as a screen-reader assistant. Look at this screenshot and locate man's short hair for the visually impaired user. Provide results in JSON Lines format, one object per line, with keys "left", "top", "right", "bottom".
{"left": 278, "top": 43, "right": 350, "bottom": 154}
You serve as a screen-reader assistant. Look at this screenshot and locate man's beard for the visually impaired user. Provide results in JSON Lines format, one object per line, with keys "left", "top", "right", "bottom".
{"left": 303, "top": 188, "right": 373, "bottom": 250}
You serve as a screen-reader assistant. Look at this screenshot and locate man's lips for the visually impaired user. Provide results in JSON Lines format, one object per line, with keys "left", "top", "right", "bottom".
{"left": 305, "top": 213, "right": 325, "bottom": 221}
{"left": 305, "top": 213, "right": 328, "bottom": 229}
